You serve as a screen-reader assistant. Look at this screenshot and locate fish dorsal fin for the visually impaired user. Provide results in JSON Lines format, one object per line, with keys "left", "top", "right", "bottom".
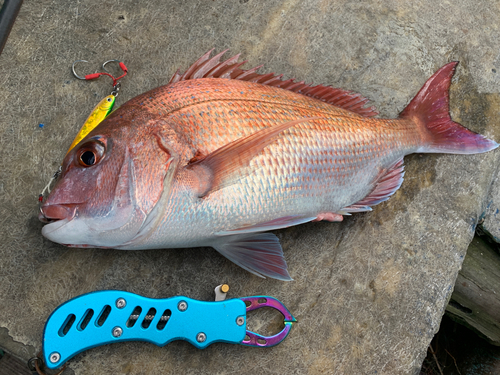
{"left": 168, "top": 49, "right": 378, "bottom": 118}
{"left": 188, "top": 117, "right": 320, "bottom": 197}
{"left": 339, "top": 158, "right": 405, "bottom": 214}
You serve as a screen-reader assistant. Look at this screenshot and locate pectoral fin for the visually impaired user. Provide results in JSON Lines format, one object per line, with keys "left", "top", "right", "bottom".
{"left": 188, "top": 117, "right": 320, "bottom": 197}
{"left": 211, "top": 233, "right": 292, "bottom": 281}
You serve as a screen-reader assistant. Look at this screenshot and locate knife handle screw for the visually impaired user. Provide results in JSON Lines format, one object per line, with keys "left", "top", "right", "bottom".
{"left": 49, "top": 352, "right": 61, "bottom": 364}
{"left": 112, "top": 326, "right": 123, "bottom": 338}
{"left": 196, "top": 332, "right": 206, "bottom": 343}
{"left": 116, "top": 298, "right": 126, "bottom": 309}
{"left": 178, "top": 301, "right": 188, "bottom": 311}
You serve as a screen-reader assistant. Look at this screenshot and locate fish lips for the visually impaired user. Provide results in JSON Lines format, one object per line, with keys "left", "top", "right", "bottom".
{"left": 39, "top": 204, "right": 77, "bottom": 223}
{"left": 40, "top": 201, "right": 145, "bottom": 248}
{"left": 40, "top": 204, "right": 77, "bottom": 240}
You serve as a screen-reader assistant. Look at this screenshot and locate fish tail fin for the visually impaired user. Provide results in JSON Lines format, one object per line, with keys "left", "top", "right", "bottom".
{"left": 400, "top": 62, "right": 498, "bottom": 154}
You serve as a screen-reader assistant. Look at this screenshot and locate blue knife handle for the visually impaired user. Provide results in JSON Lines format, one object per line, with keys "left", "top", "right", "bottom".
{"left": 43, "top": 290, "right": 247, "bottom": 369}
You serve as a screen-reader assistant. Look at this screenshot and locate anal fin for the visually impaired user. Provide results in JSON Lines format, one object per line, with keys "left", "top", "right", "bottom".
{"left": 211, "top": 233, "right": 292, "bottom": 281}
{"left": 340, "top": 158, "right": 405, "bottom": 214}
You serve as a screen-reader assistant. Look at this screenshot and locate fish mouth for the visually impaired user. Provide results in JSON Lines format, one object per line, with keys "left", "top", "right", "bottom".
{"left": 39, "top": 204, "right": 77, "bottom": 223}
{"left": 40, "top": 204, "right": 78, "bottom": 244}
{"left": 39, "top": 205, "right": 106, "bottom": 248}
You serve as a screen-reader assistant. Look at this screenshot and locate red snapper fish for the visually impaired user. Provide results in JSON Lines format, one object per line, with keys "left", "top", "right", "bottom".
{"left": 39, "top": 50, "right": 498, "bottom": 280}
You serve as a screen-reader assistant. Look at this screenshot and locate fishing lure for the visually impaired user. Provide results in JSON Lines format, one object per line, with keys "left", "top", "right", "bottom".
{"left": 66, "top": 59, "right": 128, "bottom": 153}
{"left": 37, "top": 288, "right": 295, "bottom": 370}
{"left": 66, "top": 94, "right": 115, "bottom": 154}
{"left": 38, "top": 59, "right": 128, "bottom": 210}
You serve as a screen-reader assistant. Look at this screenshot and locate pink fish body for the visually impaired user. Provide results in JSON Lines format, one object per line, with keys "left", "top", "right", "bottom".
{"left": 40, "top": 51, "right": 498, "bottom": 280}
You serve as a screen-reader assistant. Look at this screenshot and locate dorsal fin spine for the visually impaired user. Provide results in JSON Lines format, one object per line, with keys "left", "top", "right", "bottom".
{"left": 287, "top": 81, "right": 306, "bottom": 92}
{"left": 205, "top": 54, "right": 240, "bottom": 78}
{"left": 263, "top": 74, "right": 283, "bottom": 84}
{"left": 180, "top": 49, "right": 213, "bottom": 80}
{"left": 253, "top": 72, "right": 275, "bottom": 83}
{"left": 192, "top": 50, "right": 229, "bottom": 79}
{"left": 234, "top": 65, "right": 263, "bottom": 80}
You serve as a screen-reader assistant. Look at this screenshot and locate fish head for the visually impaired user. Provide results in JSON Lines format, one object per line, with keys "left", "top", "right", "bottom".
{"left": 40, "top": 110, "right": 180, "bottom": 248}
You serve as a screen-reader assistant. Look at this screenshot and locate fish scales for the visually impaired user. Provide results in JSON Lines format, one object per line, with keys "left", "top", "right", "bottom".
{"left": 39, "top": 51, "right": 498, "bottom": 280}
{"left": 114, "top": 79, "right": 420, "bottom": 248}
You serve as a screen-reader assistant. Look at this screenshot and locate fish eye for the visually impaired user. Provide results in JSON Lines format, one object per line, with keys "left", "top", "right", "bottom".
{"left": 76, "top": 140, "right": 106, "bottom": 167}
{"left": 80, "top": 151, "right": 96, "bottom": 166}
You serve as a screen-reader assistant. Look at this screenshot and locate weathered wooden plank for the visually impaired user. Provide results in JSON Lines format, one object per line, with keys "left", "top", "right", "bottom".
{"left": 447, "top": 236, "right": 500, "bottom": 345}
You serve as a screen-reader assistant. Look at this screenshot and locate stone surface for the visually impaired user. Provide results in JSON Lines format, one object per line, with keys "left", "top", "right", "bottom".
{"left": 482, "top": 170, "right": 500, "bottom": 242}
{"left": 0, "top": 1, "right": 499, "bottom": 374}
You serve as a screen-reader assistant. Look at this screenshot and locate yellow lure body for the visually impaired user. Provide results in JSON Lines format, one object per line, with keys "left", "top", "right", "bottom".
{"left": 66, "top": 95, "right": 115, "bottom": 154}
